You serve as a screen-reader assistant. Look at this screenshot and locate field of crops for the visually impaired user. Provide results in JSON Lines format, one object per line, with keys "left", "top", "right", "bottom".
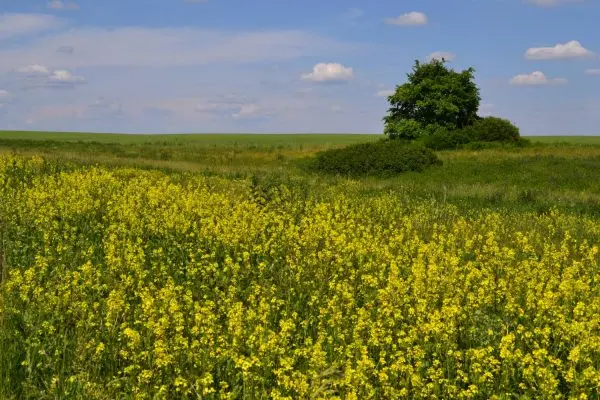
{"left": 1, "top": 133, "right": 600, "bottom": 399}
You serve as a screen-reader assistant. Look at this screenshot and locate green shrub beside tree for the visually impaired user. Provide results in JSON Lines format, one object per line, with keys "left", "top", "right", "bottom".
{"left": 309, "top": 140, "right": 441, "bottom": 176}
{"left": 383, "top": 59, "right": 523, "bottom": 149}
{"left": 422, "top": 116, "right": 525, "bottom": 150}
{"left": 468, "top": 116, "right": 520, "bottom": 142}
{"left": 310, "top": 58, "right": 523, "bottom": 176}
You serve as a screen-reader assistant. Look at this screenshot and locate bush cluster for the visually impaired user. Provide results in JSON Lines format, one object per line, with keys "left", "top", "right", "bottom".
{"left": 421, "top": 117, "right": 524, "bottom": 150}
{"left": 383, "top": 59, "right": 524, "bottom": 151}
{"left": 309, "top": 139, "right": 442, "bottom": 176}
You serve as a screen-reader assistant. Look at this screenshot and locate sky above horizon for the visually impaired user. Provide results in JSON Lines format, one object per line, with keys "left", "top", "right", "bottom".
{"left": 1, "top": 0, "right": 599, "bottom": 135}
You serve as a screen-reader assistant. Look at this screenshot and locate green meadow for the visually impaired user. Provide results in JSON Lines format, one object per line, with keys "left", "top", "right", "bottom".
{"left": 1, "top": 131, "right": 599, "bottom": 217}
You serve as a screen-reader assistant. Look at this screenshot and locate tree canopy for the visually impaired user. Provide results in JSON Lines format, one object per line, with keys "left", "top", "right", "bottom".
{"left": 383, "top": 59, "right": 481, "bottom": 140}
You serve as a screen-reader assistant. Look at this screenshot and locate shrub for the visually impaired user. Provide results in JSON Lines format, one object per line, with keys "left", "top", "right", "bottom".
{"left": 467, "top": 116, "right": 520, "bottom": 143}
{"left": 421, "top": 117, "right": 523, "bottom": 150}
{"left": 309, "top": 139, "right": 442, "bottom": 176}
{"left": 419, "top": 127, "right": 473, "bottom": 150}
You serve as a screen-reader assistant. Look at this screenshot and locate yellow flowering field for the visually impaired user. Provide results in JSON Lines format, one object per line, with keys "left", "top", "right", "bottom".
{"left": 1, "top": 154, "right": 599, "bottom": 399}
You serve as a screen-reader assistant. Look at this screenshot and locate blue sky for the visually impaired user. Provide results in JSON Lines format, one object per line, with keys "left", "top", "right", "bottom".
{"left": 1, "top": 0, "right": 599, "bottom": 134}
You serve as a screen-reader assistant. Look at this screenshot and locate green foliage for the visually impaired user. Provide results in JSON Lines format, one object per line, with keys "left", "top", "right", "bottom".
{"left": 309, "top": 139, "right": 442, "bottom": 176}
{"left": 383, "top": 59, "right": 481, "bottom": 138}
{"left": 466, "top": 116, "right": 521, "bottom": 143}
{"left": 421, "top": 117, "right": 523, "bottom": 150}
{"left": 420, "top": 128, "right": 474, "bottom": 150}
{"left": 383, "top": 119, "right": 423, "bottom": 140}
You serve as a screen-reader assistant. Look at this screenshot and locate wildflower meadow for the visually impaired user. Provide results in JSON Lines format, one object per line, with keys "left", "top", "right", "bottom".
{"left": 1, "top": 153, "right": 599, "bottom": 399}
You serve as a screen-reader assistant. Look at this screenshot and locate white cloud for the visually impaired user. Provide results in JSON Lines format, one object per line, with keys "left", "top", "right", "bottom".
{"left": 330, "top": 105, "right": 343, "bottom": 113}
{"left": 585, "top": 68, "right": 600, "bottom": 75}
{"left": 48, "top": 69, "right": 86, "bottom": 85}
{"left": 47, "top": 1, "right": 80, "bottom": 10}
{"left": 301, "top": 63, "right": 354, "bottom": 82}
{"left": 17, "top": 64, "right": 52, "bottom": 76}
{"left": 427, "top": 51, "right": 456, "bottom": 62}
{"left": 376, "top": 89, "right": 394, "bottom": 97}
{"left": 232, "top": 104, "right": 262, "bottom": 119}
{"left": 0, "top": 28, "right": 351, "bottom": 72}
{"left": 509, "top": 71, "right": 567, "bottom": 86}
{"left": 15, "top": 64, "right": 86, "bottom": 88}
{"left": 384, "top": 12, "right": 428, "bottom": 26}
{"left": 526, "top": 0, "right": 585, "bottom": 6}
{"left": 0, "top": 13, "right": 60, "bottom": 40}
{"left": 525, "top": 40, "right": 594, "bottom": 60}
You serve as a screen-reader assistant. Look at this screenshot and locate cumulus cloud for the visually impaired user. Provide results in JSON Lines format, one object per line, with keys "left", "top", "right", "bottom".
{"left": 47, "top": 69, "right": 86, "bottom": 85}
{"left": 509, "top": 71, "right": 567, "bottom": 86}
{"left": 585, "top": 68, "right": 600, "bottom": 75}
{"left": 384, "top": 12, "right": 428, "bottom": 26}
{"left": 47, "top": 1, "right": 80, "bottom": 10}
{"left": 525, "top": 40, "right": 594, "bottom": 60}
{"left": 16, "top": 64, "right": 86, "bottom": 88}
{"left": 427, "top": 51, "right": 456, "bottom": 62}
{"left": 0, "top": 13, "right": 60, "bottom": 40}
{"left": 17, "top": 64, "right": 52, "bottom": 76}
{"left": 0, "top": 28, "right": 352, "bottom": 72}
{"left": 301, "top": 63, "right": 354, "bottom": 82}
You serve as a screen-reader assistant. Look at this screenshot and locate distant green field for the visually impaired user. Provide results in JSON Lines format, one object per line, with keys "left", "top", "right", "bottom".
{"left": 1, "top": 130, "right": 599, "bottom": 146}
{"left": 526, "top": 136, "right": 600, "bottom": 145}
{"left": 0, "top": 130, "right": 379, "bottom": 146}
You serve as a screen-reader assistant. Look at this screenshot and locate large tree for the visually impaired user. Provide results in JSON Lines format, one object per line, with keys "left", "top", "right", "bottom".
{"left": 383, "top": 59, "right": 481, "bottom": 140}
